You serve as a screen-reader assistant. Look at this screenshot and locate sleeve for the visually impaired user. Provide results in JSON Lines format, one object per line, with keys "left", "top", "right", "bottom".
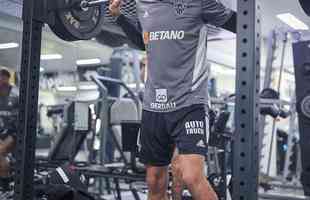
{"left": 201, "top": 0, "right": 234, "bottom": 27}
{"left": 116, "top": 15, "right": 145, "bottom": 51}
{"left": 220, "top": 11, "right": 237, "bottom": 33}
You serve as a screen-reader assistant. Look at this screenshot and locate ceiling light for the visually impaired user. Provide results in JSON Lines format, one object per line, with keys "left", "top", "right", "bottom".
{"left": 56, "top": 86, "right": 77, "bottom": 92}
{"left": 78, "top": 84, "right": 98, "bottom": 90}
{"left": 0, "top": 43, "right": 19, "bottom": 50}
{"left": 76, "top": 58, "right": 101, "bottom": 65}
{"left": 277, "top": 13, "right": 309, "bottom": 30}
{"left": 41, "top": 54, "right": 63, "bottom": 60}
{"left": 127, "top": 83, "right": 145, "bottom": 89}
{"left": 211, "top": 63, "right": 235, "bottom": 76}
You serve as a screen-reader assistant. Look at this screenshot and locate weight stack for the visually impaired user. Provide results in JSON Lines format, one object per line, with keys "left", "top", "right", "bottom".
{"left": 292, "top": 41, "right": 310, "bottom": 196}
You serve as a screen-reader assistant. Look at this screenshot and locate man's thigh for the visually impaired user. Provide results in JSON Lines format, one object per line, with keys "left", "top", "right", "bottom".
{"left": 139, "top": 110, "right": 174, "bottom": 166}
{"left": 177, "top": 154, "right": 205, "bottom": 174}
{"left": 169, "top": 104, "right": 209, "bottom": 156}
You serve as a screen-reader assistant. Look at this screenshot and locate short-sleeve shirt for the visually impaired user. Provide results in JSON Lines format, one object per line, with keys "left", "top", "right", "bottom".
{"left": 136, "top": 0, "right": 232, "bottom": 112}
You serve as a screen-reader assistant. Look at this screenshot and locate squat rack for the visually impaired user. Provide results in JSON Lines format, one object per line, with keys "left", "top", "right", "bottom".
{"left": 232, "top": 0, "right": 261, "bottom": 200}
{"left": 14, "top": 0, "right": 261, "bottom": 200}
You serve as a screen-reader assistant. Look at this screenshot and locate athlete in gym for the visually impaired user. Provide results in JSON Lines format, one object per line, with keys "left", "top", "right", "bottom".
{"left": 110, "top": 1, "right": 236, "bottom": 199}
{"left": 0, "top": 69, "right": 18, "bottom": 185}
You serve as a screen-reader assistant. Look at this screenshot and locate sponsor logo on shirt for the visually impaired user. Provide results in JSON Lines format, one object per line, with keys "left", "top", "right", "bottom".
{"left": 173, "top": 0, "right": 188, "bottom": 15}
{"left": 149, "top": 31, "right": 185, "bottom": 41}
{"left": 150, "top": 102, "right": 176, "bottom": 110}
{"left": 150, "top": 89, "right": 176, "bottom": 110}
{"left": 143, "top": 32, "right": 150, "bottom": 45}
{"left": 155, "top": 89, "right": 168, "bottom": 103}
{"left": 185, "top": 121, "right": 205, "bottom": 135}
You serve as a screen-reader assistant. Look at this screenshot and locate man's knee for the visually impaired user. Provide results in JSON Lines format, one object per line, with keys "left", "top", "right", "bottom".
{"left": 146, "top": 166, "right": 168, "bottom": 193}
{"left": 177, "top": 155, "right": 204, "bottom": 183}
{"left": 181, "top": 170, "right": 202, "bottom": 188}
{"left": 177, "top": 155, "right": 218, "bottom": 200}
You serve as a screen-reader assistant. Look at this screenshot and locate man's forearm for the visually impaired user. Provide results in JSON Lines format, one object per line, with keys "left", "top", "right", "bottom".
{"left": 116, "top": 15, "right": 145, "bottom": 50}
{"left": 220, "top": 11, "right": 237, "bottom": 33}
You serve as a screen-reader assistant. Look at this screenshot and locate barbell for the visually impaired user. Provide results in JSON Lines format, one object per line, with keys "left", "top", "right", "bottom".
{"left": 47, "top": 0, "right": 310, "bottom": 42}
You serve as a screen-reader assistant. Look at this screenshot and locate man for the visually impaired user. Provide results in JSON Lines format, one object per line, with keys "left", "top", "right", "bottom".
{"left": 0, "top": 68, "right": 18, "bottom": 188}
{"left": 109, "top": 1, "right": 236, "bottom": 199}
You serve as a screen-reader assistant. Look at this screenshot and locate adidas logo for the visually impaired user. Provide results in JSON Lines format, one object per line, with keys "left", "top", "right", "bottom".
{"left": 196, "top": 140, "right": 206, "bottom": 148}
{"left": 143, "top": 11, "right": 149, "bottom": 18}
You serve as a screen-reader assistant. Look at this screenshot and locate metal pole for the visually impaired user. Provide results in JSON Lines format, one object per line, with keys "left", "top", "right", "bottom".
{"left": 14, "top": 0, "right": 43, "bottom": 199}
{"left": 263, "top": 30, "right": 277, "bottom": 89}
{"left": 81, "top": 0, "right": 109, "bottom": 9}
{"left": 259, "top": 30, "right": 277, "bottom": 172}
{"left": 132, "top": 50, "right": 141, "bottom": 92}
{"left": 266, "top": 35, "right": 288, "bottom": 175}
{"left": 233, "top": 0, "right": 261, "bottom": 199}
{"left": 283, "top": 95, "right": 297, "bottom": 180}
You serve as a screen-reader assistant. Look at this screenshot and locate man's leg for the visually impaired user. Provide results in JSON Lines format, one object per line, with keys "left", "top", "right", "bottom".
{"left": 146, "top": 165, "right": 169, "bottom": 200}
{"left": 178, "top": 154, "right": 218, "bottom": 200}
{"left": 167, "top": 104, "right": 214, "bottom": 199}
{"left": 0, "top": 136, "right": 15, "bottom": 178}
{"left": 139, "top": 110, "right": 174, "bottom": 200}
{"left": 0, "top": 136, "right": 15, "bottom": 190}
{"left": 171, "top": 152, "right": 184, "bottom": 200}
{"left": 0, "top": 155, "right": 9, "bottom": 177}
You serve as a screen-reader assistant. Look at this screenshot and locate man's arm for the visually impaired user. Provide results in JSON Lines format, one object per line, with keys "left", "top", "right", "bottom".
{"left": 109, "top": 0, "right": 145, "bottom": 50}
{"left": 116, "top": 15, "right": 145, "bottom": 50}
{"left": 202, "top": 0, "right": 237, "bottom": 33}
{"left": 220, "top": 11, "right": 236, "bottom": 33}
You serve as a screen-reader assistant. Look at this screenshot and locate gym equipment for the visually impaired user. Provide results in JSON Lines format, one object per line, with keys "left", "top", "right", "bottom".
{"left": 293, "top": 40, "right": 310, "bottom": 196}
{"left": 47, "top": 0, "right": 107, "bottom": 41}
{"left": 35, "top": 165, "right": 95, "bottom": 200}
{"left": 36, "top": 0, "right": 237, "bottom": 42}
{"left": 35, "top": 90, "right": 144, "bottom": 199}
{"left": 46, "top": 0, "right": 138, "bottom": 41}
{"left": 299, "top": 0, "right": 310, "bottom": 17}
{"left": 207, "top": 103, "right": 234, "bottom": 200}
{"left": 36, "top": 101, "right": 91, "bottom": 168}
{"left": 260, "top": 33, "right": 290, "bottom": 178}
{"left": 260, "top": 88, "right": 280, "bottom": 99}
{"left": 0, "top": 95, "right": 18, "bottom": 136}
{"left": 259, "top": 192, "right": 310, "bottom": 200}
{"left": 259, "top": 88, "right": 290, "bottom": 119}
{"left": 75, "top": 75, "right": 144, "bottom": 200}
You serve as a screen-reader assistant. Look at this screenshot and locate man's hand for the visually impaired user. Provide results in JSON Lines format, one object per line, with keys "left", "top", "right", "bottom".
{"left": 109, "top": 0, "right": 121, "bottom": 17}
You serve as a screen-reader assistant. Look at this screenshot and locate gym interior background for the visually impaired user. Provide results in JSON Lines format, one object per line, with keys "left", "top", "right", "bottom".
{"left": 0, "top": 0, "right": 310, "bottom": 199}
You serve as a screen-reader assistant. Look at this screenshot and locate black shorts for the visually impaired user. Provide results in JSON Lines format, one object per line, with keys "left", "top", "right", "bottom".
{"left": 138, "top": 104, "right": 209, "bottom": 166}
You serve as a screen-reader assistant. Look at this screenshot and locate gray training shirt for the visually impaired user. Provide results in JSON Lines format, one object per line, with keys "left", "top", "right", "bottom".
{"left": 136, "top": 0, "right": 232, "bottom": 112}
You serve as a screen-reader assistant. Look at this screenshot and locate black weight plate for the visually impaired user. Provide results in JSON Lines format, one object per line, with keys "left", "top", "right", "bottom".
{"left": 301, "top": 95, "right": 310, "bottom": 119}
{"left": 49, "top": 14, "right": 79, "bottom": 41}
{"left": 51, "top": 0, "right": 106, "bottom": 41}
{"left": 299, "top": 0, "right": 310, "bottom": 17}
